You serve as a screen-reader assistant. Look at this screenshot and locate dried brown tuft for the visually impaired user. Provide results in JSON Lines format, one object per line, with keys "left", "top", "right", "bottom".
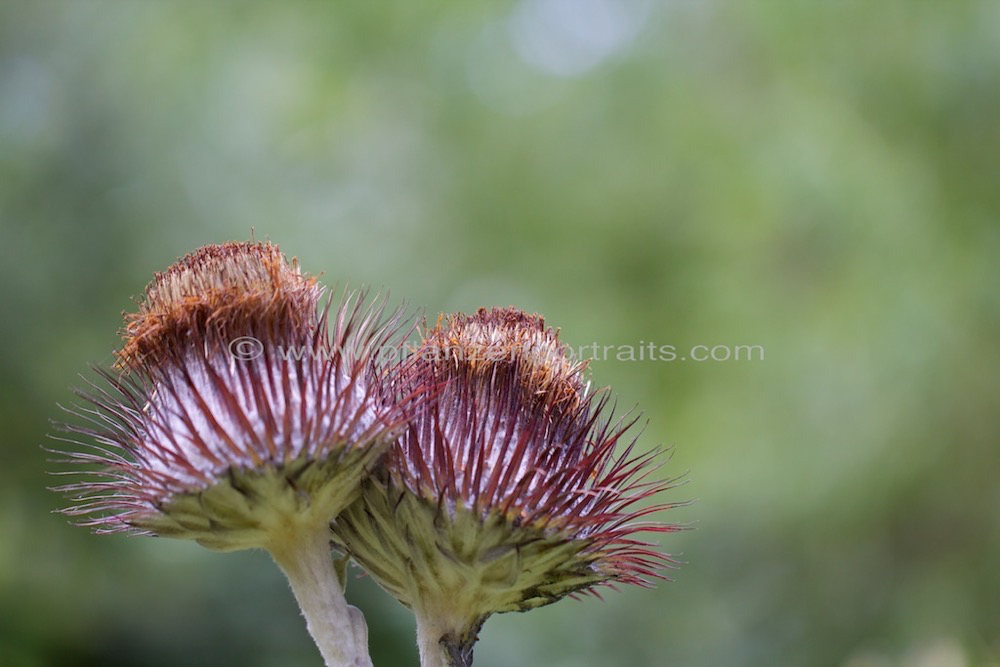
{"left": 117, "top": 241, "right": 321, "bottom": 369}
{"left": 418, "top": 306, "right": 588, "bottom": 412}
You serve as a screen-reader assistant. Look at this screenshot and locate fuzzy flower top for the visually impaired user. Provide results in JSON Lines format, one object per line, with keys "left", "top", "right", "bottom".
{"left": 117, "top": 241, "right": 322, "bottom": 369}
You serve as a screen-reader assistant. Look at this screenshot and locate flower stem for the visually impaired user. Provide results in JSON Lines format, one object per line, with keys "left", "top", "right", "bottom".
{"left": 415, "top": 612, "right": 480, "bottom": 667}
{"left": 269, "top": 527, "right": 372, "bottom": 667}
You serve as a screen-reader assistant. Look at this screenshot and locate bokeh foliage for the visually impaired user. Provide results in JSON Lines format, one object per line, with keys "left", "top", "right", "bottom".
{"left": 1, "top": 1, "right": 998, "bottom": 666}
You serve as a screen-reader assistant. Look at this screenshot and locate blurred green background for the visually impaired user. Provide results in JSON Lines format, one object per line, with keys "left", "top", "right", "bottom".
{"left": 2, "top": 1, "right": 998, "bottom": 666}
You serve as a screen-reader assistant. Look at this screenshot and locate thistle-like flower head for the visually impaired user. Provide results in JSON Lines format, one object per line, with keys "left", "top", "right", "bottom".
{"left": 334, "top": 307, "right": 680, "bottom": 663}
{"left": 52, "top": 241, "right": 410, "bottom": 553}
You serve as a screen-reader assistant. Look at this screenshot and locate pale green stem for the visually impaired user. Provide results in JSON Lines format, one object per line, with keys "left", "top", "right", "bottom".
{"left": 416, "top": 614, "right": 451, "bottom": 667}
{"left": 415, "top": 610, "right": 479, "bottom": 667}
{"left": 269, "top": 528, "right": 373, "bottom": 667}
